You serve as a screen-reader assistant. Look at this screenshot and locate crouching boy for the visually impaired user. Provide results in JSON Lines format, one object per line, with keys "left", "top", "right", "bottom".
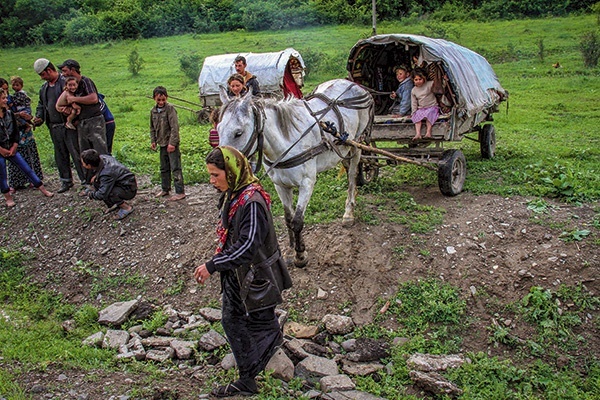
{"left": 81, "top": 149, "right": 137, "bottom": 220}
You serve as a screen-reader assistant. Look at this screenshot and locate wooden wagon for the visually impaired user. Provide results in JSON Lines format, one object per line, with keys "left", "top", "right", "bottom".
{"left": 346, "top": 34, "right": 508, "bottom": 195}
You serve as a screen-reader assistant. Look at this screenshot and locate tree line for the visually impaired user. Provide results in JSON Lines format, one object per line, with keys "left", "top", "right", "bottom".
{"left": 0, "top": 0, "right": 596, "bottom": 47}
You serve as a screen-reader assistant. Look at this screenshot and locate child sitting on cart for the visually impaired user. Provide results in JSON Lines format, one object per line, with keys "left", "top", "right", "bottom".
{"left": 410, "top": 68, "right": 440, "bottom": 140}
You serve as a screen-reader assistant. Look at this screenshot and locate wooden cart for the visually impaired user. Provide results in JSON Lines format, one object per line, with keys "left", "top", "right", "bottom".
{"left": 346, "top": 34, "right": 508, "bottom": 195}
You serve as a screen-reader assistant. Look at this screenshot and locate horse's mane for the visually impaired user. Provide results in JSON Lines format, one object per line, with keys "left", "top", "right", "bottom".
{"left": 261, "top": 96, "right": 307, "bottom": 140}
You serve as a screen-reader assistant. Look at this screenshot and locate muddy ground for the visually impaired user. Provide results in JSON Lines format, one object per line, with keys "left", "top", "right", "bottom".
{"left": 1, "top": 174, "right": 598, "bottom": 399}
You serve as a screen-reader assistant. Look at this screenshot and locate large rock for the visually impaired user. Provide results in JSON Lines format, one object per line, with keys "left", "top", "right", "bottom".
{"left": 265, "top": 348, "right": 295, "bottom": 382}
{"left": 320, "top": 374, "right": 355, "bottom": 392}
{"left": 141, "top": 336, "right": 174, "bottom": 347}
{"left": 82, "top": 331, "right": 104, "bottom": 347}
{"left": 198, "top": 329, "right": 227, "bottom": 351}
{"left": 409, "top": 370, "right": 463, "bottom": 398}
{"left": 295, "top": 355, "right": 339, "bottom": 382}
{"left": 322, "top": 314, "right": 355, "bottom": 335}
{"left": 341, "top": 360, "right": 385, "bottom": 376}
{"left": 284, "top": 321, "right": 320, "bottom": 339}
{"left": 345, "top": 338, "right": 390, "bottom": 362}
{"left": 321, "top": 390, "right": 386, "bottom": 400}
{"left": 102, "top": 329, "right": 129, "bottom": 350}
{"left": 197, "top": 308, "right": 222, "bottom": 322}
{"left": 284, "top": 338, "right": 310, "bottom": 361}
{"left": 406, "top": 353, "right": 465, "bottom": 372}
{"left": 170, "top": 339, "right": 196, "bottom": 359}
{"left": 146, "top": 347, "right": 175, "bottom": 363}
{"left": 98, "top": 300, "right": 139, "bottom": 327}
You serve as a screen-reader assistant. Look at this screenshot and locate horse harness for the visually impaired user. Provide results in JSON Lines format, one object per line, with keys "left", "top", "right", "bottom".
{"left": 247, "top": 84, "right": 374, "bottom": 175}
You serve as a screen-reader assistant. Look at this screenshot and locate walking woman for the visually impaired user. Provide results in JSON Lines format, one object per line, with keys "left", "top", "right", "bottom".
{"left": 194, "top": 146, "right": 291, "bottom": 397}
{"left": 0, "top": 88, "right": 53, "bottom": 207}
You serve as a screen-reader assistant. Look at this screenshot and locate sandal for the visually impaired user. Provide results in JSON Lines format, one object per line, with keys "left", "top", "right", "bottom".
{"left": 210, "top": 381, "right": 257, "bottom": 398}
{"left": 114, "top": 207, "right": 133, "bottom": 220}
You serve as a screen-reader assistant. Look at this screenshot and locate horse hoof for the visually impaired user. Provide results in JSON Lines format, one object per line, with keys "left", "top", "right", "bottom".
{"left": 294, "top": 257, "right": 309, "bottom": 269}
{"left": 342, "top": 216, "right": 355, "bottom": 226}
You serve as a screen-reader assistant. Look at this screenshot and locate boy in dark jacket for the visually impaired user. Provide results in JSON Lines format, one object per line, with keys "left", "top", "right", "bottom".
{"left": 80, "top": 149, "right": 137, "bottom": 220}
{"left": 150, "top": 86, "right": 185, "bottom": 201}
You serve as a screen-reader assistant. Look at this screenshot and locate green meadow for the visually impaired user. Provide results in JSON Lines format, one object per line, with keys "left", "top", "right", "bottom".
{"left": 1, "top": 14, "right": 599, "bottom": 215}
{"left": 1, "top": 14, "right": 600, "bottom": 399}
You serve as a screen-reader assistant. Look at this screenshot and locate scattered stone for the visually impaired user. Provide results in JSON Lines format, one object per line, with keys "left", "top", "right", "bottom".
{"left": 303, "top": 341, "right": 330, "bottom": 357}
{"left": 145, "top": 347, "right": 175, "bottom": 363}
{"left": 198, "top": 329, "right": 227, "bottom": 351}
{"left": 321, "top": 390, "right": 386, "bottom": 400}
{"left": 320, "top": 374, "right": 355, "bottom": 392}
{"left": 285, "top": 338, "right": 310, "bottom": 361}
{"left": 341, "top": 360, "right": 385, "bottom": 376}
{"left": 409, "top": 370, "right": 463, "bottom": 398}
{"left": 197, "top": 307, "right": 222, "bottom": 322}
{"left": 295, "top": 355, "right": 339, "bottom": 382}
{"left": 265, "top": 348, "right": 295, "bottom": 382}
{"left": 98, "top": 299, "right": 139, "bottom": 327}
{"left": 341, "top": 339, "right": 356, "bottom": 352}
{"left": 170, "top": 339, "right": 196, "bottom": 359}
{"left": 284, "top": 321, "right": 320, "bottom": 339}
{"left": 322, "top": 314, "right": 355, "bottom": 335}
{"left": 446, "top": 246, "right": 457, "bottom": 255}
{"left": 141, "top": 337, "right": 174, "bottom": 348}
{"left": 61, "top": 319, "right": 76, "bottom": 332}
{"left": 346, "top": 338, "right": 390, "bottom": 362}
{"left": 317, "top": 288, "right": 328, "bottom": 299}
{"left": 82, "top": 331, "right": 104, "bottom": 347}
{"left": 221, "top": 353, "right": 236, "bottom": 370}
{"left": 102, "top": 330, "right": 130, "bottom": 350}
{"left": 392, "top": 337, "right": 409, "bottom": 347}
{"left": 406, "top": 353, "right": 465, "bottom": 372}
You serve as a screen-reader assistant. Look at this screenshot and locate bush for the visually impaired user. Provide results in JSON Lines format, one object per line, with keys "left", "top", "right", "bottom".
{"left": 127, "top": 47, "right": 145, "bottom": 76}
{"left": 580, "top": 30, "right": 600, "bottom": 68}
{"left": 179, "top": 53, "right": 203, "bottom": 83}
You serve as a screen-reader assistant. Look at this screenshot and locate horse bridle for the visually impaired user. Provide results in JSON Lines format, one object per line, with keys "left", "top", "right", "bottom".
{"left": 240, "top": 84, "right": 373, "bottom": 177}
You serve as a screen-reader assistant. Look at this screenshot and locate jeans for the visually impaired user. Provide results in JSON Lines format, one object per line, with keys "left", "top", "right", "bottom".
{"left": 49, "top": 123, "right": 85, "bottom": 184}
{"left": 0, "top": 152, "right": 42, "bottom": 194}
{"left": 159, "top": 145, "right": 184, "bottom": 194}
{"left": 78, "top": 115, "right": 108, "bottom": 155}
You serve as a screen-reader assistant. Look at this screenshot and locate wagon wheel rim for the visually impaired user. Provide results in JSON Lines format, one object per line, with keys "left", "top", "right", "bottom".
{"left": 451, "top": 155, "right": 466, "bottom": 192}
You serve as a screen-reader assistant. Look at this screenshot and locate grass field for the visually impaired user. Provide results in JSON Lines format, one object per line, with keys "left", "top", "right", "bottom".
{"left": 1, "top": 14, "right": 600, "bottom": 399}
{"left": 1, "top": 14, "right": 599, "bottom": 216}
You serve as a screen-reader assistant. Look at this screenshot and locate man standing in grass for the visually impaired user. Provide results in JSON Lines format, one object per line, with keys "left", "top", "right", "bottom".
{"left": 33, "top": 58, "right": 86, "bottom": 193}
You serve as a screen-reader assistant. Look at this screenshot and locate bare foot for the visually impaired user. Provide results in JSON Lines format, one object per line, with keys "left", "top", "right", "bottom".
{"left": 168, "top": 193, "right": 186, "bottom": 201}
{"left": 40, "top": 188, "right": 54, "bottom": 197}
{"left": 424, "top": 134, "right": 432, "bottom": 139}
{"left": 412, "top": 135, "right": 422, "bottom": 141}
{"left": 6, "top": 198, "right": 16, "bottom": 207}
{"left": 155, "top": 190, "right": 170, "bottom": 198}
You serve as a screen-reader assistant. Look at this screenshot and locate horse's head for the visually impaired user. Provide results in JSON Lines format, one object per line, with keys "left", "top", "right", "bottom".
{"left": 217, "top": 86, "right": 259, "bottom": 158}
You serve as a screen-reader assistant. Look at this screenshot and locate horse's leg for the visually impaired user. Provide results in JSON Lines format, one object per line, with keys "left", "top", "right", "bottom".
{"left": 273, "top": 185, "right": 296, "bottom": 249}
{"left": 291, "top": 180, "right": 315, "bottom": 268}
{"left": 342, "top": 148, "right": 361, "bottom": 226}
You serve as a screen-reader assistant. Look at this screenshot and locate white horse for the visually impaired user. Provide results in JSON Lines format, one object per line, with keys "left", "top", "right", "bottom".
{"left": 217, "top": 79, "right": 373, "bottom": 267}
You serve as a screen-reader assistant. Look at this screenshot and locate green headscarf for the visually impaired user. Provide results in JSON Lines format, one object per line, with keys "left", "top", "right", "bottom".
{"left": 220, "top": 146, "right": 259, "bottom": 194}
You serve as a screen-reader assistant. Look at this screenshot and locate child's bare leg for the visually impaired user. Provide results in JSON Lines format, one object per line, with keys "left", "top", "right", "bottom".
{"left": 38, "top": 184, "right": 54, "bottom": 197}
{"left": 424, "top": 120, "right": 433, "bottom": 138}
{"left": 412, "top": 121, "right": 422, "bottom": 140}
{"left": 4, "top": 192, "right": 15, "bottom": 207}
{"left": 65, "top": 110, "right": 77, "bottom": 130}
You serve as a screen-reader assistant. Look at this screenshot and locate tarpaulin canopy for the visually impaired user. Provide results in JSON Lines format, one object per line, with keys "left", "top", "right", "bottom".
{"left": 199, "top": 48, "right": 305, "bottom": 97}
{"left": 347, "top": 34, "right": 507, "bottom": 117}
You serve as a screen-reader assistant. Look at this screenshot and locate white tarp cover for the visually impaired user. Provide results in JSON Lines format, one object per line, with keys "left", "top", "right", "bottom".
{"left": 349, "top": 34, "right": 507, "bottom": 116}
{"left": 199, "top": 48, "right": 305, "bottom": 96}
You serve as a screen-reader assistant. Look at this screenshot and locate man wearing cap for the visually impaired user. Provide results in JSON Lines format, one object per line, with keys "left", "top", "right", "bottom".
{"left": 58, "top": 59, "right": 108, "bottom": 157}
{"left": 33, "top": 58, "right": 85, "bottom": 193}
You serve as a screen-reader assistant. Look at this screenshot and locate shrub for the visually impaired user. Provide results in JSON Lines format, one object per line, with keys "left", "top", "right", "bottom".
{"left": 179, "top": 53, "right": 203, "bottom": 83}
{"left": 580, "top": 31, "right": 600, "bottom": 68}
{"left": 127, "top": 47, "right": 145, "bottom": 76}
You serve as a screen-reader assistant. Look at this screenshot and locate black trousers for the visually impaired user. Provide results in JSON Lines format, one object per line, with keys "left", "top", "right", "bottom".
{"left": 49, "top": 124, "right": 85, "bottom": 184}
{"left": 221, "top": 272, "right": 281, "bottom": 382}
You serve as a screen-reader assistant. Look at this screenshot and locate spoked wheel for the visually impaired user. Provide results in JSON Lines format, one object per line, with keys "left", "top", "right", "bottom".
{"left": 357, "top": 157, "right": 380, "bottom": 186}
{"left": 479, "top": 124, "right": 496, "bottom": 159}
{"left": 438, "top": 149, "right": 466, "bottom": 196}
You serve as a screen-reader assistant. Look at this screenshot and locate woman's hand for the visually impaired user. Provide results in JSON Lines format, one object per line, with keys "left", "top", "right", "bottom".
{"left": 194, "top": 264, "right": 210, "bottom": 285}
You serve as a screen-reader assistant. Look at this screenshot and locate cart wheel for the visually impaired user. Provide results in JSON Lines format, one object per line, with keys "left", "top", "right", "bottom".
{"left": 479, "top": 124, "right": 496, "bottom": 159}
{"left": 357, "top": 157, "right": 379, "bottom": 186}
{"left": 438, "top": 149, "right": 466, "bottom": 196}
